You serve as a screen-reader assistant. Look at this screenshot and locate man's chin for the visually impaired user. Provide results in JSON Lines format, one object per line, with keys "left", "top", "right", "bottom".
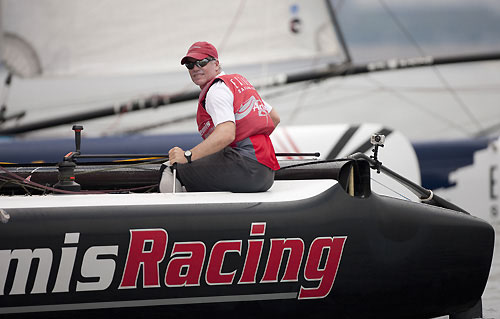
{"left": 194, "top": 79, "right": 208, "bottom": 88}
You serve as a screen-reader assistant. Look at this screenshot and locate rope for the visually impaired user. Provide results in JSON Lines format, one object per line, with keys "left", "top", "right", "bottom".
{"left": 0, "top": 165, "right": 158, "bottom": 195}
{"left": 371, "top": 177, "right": 412, "bottom": 201}
{"left": 217, "top": 0, "right": 247, "bottom": 52}
{"left": 377, "top": 0, "right": 483, "bottom": 134}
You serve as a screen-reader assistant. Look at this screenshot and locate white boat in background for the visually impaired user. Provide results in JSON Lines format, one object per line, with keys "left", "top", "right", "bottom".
{"left": 432, "top": 136, "right": 500, "bottom": 224}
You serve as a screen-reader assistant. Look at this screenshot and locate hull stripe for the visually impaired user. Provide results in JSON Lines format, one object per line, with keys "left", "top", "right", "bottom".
{"left": 0, "top": 292, "right": 298, "bottom": 314}
{"left": 327, "top": 125, "right": 359, "bottom": 159}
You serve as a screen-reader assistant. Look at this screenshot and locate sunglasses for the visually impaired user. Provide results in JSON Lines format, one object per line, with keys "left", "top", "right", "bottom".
{"left": 185, "top": 57, "right": 216, "bottom": 70}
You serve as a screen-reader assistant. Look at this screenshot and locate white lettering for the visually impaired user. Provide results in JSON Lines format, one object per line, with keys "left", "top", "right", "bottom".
{"left": 53, "top": 233, "right": 80, "bottom": 293}
{"left": 0, "top": 248, "right": 53, "bottom": 295}
{"left": 77, "top": 246, "right": 118, "bottom": 292}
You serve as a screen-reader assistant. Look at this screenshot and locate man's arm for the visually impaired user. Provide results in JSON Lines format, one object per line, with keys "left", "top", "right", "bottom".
{"left": 169, "top": 121, "right": 235, "bottom": 164}
{"left": 263, "top": 100, "right": 280, "bottom": 131}
{"left": 269, "top": 108, "right": 280, "bottom": 128}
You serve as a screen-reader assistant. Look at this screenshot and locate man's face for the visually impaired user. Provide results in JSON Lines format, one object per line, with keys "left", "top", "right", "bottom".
{"left": 186, "top": 57, "right": 219, "bottom": 89}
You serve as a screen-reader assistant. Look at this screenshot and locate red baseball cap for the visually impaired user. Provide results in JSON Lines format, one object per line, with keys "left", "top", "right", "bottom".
{"left": 181, "top": 41, "right": 218, "bottom": 65}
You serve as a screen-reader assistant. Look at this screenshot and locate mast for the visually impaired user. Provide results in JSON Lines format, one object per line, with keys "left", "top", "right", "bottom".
{"left": 1, "top": 1, "right": 500, "bottom": 136}
{"left": 325, "top": 0, "right": 352, "bottom": 64}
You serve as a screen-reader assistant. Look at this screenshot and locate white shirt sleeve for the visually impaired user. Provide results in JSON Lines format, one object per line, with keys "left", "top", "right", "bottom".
{"left": 205, "top": 81, "right": 235, "bottom": 126}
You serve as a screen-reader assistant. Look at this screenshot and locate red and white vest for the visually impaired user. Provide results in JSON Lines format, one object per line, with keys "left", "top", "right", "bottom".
{"left": 197, "top": 74, "right": 280, "bottom": 170}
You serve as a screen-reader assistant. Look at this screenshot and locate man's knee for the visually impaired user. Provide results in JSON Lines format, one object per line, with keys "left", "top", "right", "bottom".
{"left": 159, "top": 162, "right": 185, "bottom": 193}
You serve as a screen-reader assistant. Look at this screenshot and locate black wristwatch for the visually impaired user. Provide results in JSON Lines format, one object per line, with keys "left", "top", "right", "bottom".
{"left": 184, "top": 150, "right": 192, "bottom": 163}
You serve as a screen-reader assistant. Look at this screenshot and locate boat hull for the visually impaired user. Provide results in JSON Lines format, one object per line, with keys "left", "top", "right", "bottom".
{"left": 0, "top": 182, "right": 494, "bottom": 318}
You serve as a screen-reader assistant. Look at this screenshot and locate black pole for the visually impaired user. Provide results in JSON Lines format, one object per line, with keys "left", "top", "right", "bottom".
{"left": 349, "top": 152, "right": 469, "bottom": 214}
{"left": 325, "top": 0, "right": 352, "bottom": 64}
{"left": 276, "top": 152, "right": 320, "bottom": 157}
{"left": 0, "top": 90, "right": 199, "bottom": 135}
{"left": 1, "top": 51, "right": 500, "bottom": 135}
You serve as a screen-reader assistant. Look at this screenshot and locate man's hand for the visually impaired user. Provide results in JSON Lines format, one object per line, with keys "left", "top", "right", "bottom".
{"left": 169, "top": 146, "right": 187, "bottom": 164}
{"left": 168, "top": 121, "right": 235, "bottom": 165}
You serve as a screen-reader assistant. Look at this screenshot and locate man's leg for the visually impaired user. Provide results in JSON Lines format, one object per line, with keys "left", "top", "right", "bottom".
{"left": 159, "top": 161, "right": 186, "bottom": 193}
{"left": 177, "top": 148, "right": 274, "bottom": 192}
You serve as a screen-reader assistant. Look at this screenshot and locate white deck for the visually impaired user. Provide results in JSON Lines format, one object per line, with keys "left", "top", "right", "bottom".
{"left": 0, "top": 180, "right": 337, "bottom": 209}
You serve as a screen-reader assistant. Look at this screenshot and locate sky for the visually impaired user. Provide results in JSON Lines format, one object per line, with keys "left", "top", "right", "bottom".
{"left": 341, "top": 0, "right": 500, "bottom": 10}
{"left": 331, "top": 0, "right": 500, "bottom": 62}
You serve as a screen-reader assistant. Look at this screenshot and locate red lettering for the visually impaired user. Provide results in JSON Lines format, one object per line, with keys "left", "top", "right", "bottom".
{"left": 165, "top": 242, "right": 206, "bottom": 287}
{"left": 119, "top": 229, "right": 167, "bottom": 289}
{"left": 206, "top": 241, "right": 241, "bottom": 285}
{"left": 239, "top": 222, "right": 266, "bottom": 284}
{"left": 250, "top": 222, "right": 266, "bottom": 236}
{"left": 239, "top": 239, "right": 264, "bottom": 284}
{"left": 116, "top": 225, "right": 345, "bottom": 300}
{"left": 261, "top": 238, "right": 304, "bottom": 283}
{"left": 298, "top": 237, "right": 346, "bottom": 299}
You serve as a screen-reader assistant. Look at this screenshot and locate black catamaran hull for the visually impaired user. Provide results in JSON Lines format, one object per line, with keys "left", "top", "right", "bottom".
{"left": 0, "top": 179, "right": 494, "bottom": 319}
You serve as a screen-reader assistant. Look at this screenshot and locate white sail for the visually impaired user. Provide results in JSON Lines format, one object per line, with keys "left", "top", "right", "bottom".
{"left": 0, "top": 0, "right": 498, "bottom": 143}
{"left": 0, "top": 0, "right": 340, "bottom": 77}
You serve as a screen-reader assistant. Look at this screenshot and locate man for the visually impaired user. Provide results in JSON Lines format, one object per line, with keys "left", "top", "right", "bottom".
{"left": 159, "top": 41, "right": 280, "bottom": 192}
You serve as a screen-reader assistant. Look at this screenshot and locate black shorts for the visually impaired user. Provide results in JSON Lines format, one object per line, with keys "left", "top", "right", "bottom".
{"left": 176, "top": 147, "right": 275, "bottom": 192}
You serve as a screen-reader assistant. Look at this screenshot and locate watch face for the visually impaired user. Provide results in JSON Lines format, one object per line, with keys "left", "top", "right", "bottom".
{"left": 184, "top": 150, "right": 192, "bottom": 163}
